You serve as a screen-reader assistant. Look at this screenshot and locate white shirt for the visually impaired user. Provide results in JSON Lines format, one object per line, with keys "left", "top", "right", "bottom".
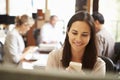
{"left": 40, "top": 23, "right": 58, "bottom": 43}
{"left": 3, "top": 28, "right": 25, "bottom": 64}
{"left": 96, "top": 27, "right": 115, "bottom": 58}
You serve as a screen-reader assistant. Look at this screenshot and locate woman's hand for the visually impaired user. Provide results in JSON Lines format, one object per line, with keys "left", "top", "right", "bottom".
{"left": 23, "top": 46, "right": 38, "bottom": 54}
{"left": 21, "top": 46, "right": 38, "bottom": 61}
{"left": 65, "top": 61, "right": 85, "bottom": 75}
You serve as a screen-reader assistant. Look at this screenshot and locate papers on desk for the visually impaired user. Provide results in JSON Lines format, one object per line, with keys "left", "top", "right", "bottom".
{"left": 32, "top": 54, "right": 48, "bottom": 66}
{"left": 38, "top": 43, "right": 56, "bottom": 52}
{"left": 24, "top": 51, "right": 41, "bottom": 61}
{"left": 22, "top": 53, "right": 48, "bottom": 69}
{"left": 22, "top": 62, "right": 34, "bottom": 69}
{"left": 38, "top": 43, "right": 62, "bottom": 52}
{"left": 21, "top": 44, "right": 58, "bottom": 69}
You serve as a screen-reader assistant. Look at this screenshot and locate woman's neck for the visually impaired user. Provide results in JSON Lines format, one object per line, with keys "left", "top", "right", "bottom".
{"left": 71, "top": 49, "right": 85, "bottom": 62}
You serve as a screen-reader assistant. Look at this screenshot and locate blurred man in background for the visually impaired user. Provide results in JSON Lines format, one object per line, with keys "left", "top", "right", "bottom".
{"left": 40, "top": 15, "right": 58, "bottom": 44}
{"left": 92, "top": 12, "right": 115, "bottom": 59}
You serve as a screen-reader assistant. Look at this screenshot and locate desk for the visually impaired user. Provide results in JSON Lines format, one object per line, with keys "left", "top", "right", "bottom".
{"left": 38, "top": 43, "right": 62, "bottom": 54}
{"left": 21, "top": 51, "right": 48, "bottom": 70}
{"left": 38, "top": 43, "right": 56, "bottom": 53}
{"left": 21, "top": 43, "right": 62, "bottom": 70}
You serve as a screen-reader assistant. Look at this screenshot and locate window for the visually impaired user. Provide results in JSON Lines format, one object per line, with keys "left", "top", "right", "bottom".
{"left": 8, "top": 0, "right": 75, "bottom": 43}
{"left": 99, "top": 0, "right": 120, "bottom": 42}
{"left": 0, "top": 0, "right": 6, "bottom": 14}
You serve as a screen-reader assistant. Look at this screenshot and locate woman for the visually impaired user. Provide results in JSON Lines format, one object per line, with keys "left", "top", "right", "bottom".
{"left": 46, "top": 11, "right": 105, "bottom": 76}
{"left": 3, "top": 14, "right": 35, "bottom": 65}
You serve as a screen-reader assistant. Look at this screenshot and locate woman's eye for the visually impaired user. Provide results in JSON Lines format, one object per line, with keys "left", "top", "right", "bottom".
{"left": 82, "top": 34, "right": 88, "bottom": 37}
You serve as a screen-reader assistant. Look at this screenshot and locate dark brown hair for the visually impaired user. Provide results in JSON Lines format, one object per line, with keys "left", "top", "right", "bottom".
{"left": 61, "top": 11, "right": 98, "bottom": 70}
{"left": 92, "top": 12, "right": 104, "bottom": 24}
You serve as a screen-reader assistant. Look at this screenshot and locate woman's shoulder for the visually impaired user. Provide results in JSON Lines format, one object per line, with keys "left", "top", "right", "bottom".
{"left": 7, "top": 29, "right": 19, "bottom": 36}
{"left": 97, "top": 57, "right": 105, "bottom": 64}
{"left": 93, "top": 57, "right": 105, "bottom": 70}
{"left": 49, "top": 48, "right": 63, "bottom": 58}
{"left": 95, "top": 57, "right": 105, "bottom": 67}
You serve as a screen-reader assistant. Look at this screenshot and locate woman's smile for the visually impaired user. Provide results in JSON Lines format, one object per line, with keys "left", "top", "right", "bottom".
{"left": 73, "top": 41, "right": 82, "bottom": 47}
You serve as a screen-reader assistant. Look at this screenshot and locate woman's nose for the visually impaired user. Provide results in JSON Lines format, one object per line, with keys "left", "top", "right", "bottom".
{"left": 76, "top": 35, "right": 82, "bottom": 42}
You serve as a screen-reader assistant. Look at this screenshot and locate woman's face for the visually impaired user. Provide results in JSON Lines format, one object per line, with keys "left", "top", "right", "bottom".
{"left": 68, "top": 21, "right": 91, "bottom": 52}
{"left": 21, "top": 23, "right": 31, "bottom": 35}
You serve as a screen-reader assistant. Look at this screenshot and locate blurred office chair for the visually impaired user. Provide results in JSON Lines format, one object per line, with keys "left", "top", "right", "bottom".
{"left": 112, "top": 42, "right": 120, "bottom": 72}
{"left": 113, "top": 42, "right": 120, "bottom": 62}
{"left": 100, "top": 56, "right": 115, "bottom": 73}
{"left": 0, "top": 41, "right": 4, "bottom": 63}
{"left": 33, "top": 28, "right": 41, "bottom": 45}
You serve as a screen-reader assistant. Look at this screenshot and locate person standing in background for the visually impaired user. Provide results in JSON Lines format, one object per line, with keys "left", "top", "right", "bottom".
{"left": 40, "top": 15, "right": 58, "bottom": 44}
{"left": 92, "top": 12, "right": 115, "bottom": 59}
{"left": 3, "top": 14, "right": 36, "bottom": 66}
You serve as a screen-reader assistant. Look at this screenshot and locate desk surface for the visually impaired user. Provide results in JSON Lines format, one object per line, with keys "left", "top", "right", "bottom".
{"left": 22, "top": 53, "right": 48, "bottom": 70}
{"left": 38, "top": 43, "right": 62, "bottom": 54}
{"left": 38, "top": 43, "right": 56, "bottom": 53}
{"left": 21, "top": 43, "right": 62, "bottom": 69}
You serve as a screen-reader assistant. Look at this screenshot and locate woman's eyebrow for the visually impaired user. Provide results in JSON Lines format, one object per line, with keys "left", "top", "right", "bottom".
{"left": 71, "top": 29, "right": 90, "bottom": 34}
{"left": 71, "top": 29, "right": 77, "bottom": 32}
{"left": 82, "top": 32, "right": 90, "bottom": 34}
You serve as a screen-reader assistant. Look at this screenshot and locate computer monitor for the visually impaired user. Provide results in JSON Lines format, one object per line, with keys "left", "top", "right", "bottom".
{"left": 0, "top": 15, "right": 15, "bottom": 24}
{"left": 0, "top": 15, "right": 8, "bottom": 24}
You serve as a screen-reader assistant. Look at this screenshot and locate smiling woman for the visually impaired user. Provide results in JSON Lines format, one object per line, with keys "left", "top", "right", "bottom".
{"left": 68, "top": 21, "right": 90, "bottom": 54}
{"left": 46, "top": 11, "right": 106, "bottom": 77}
